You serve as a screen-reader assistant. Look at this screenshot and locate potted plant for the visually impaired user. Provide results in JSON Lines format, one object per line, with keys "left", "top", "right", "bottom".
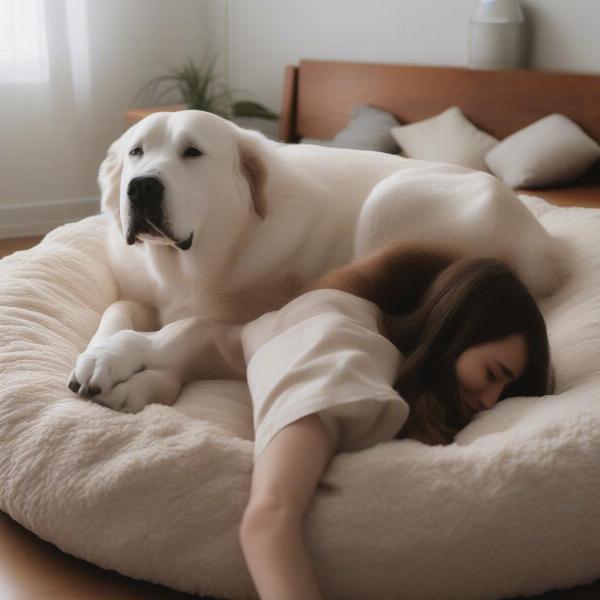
{"left": 135, "top": 55, "right": 278, "bottom": 136}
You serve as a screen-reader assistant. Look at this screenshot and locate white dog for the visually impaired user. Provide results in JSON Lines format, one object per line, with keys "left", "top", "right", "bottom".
{"left": 67, "top": 110, "right": 566, "bottom": 413}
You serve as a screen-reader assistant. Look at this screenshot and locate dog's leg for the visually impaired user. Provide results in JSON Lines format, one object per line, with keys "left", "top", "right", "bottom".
{"left": 93, "top": 368, "right": 183, "bottom": 413}
{"left": 90, "top": 299, "right": 158, "bottom": 342}
{"left": 68, "top": 313, "right": 246, "bottom": 413}
{"left": 67, "top": 300, "right": 158, "bottom": 397}
{"left": 353, "top": 168, "right": 569, "bottom": 298}
{"left": 90, "top": 318, "right": 247, "bottom": 413}
{"left": 146, "top": 317, "right": 246, "bottom": 382}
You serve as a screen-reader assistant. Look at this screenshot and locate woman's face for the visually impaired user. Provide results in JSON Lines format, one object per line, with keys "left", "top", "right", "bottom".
{"left": 455, "top": 333, "right": 528, "bottom": 414}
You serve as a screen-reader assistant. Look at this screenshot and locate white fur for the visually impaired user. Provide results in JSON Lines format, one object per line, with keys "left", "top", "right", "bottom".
{"left": 68, "top": 110, "right": 568, "bottom": 412}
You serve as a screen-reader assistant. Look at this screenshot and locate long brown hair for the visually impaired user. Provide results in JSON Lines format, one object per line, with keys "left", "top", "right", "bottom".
{"left": 380, "top": 257, "right": 555, "bottom": 445}
{"left": 302, "top": 241, "right": 555, "bottom": 446}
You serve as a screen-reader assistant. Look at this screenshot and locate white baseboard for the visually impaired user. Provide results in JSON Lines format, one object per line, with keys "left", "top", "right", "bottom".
{"left": 0, "top": 196, "right": 101, "bottom": 239}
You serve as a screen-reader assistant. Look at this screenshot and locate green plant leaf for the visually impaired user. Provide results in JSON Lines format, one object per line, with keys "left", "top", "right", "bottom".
{"left": 135, "top": 53, "right": 278, "bottom": 121}
{"left": 233, "top": 101, "right": 279, "bottom": 120}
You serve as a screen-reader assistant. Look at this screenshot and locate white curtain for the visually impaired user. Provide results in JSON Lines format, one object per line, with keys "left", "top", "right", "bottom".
{"left": 0, "top": 0, "right": 49, "bottom": 83}
{"left": 0, "top": 0, "right": 219, "bottom": 214}
{"left": 0, "top": 0, "right": 94, "bottom": 207}
{"left": 0, "top": 0, "right": 92, "bottom": 99}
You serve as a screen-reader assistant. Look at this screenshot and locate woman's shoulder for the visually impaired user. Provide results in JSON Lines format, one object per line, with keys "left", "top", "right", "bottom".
{"left": 292, "top": 287, "right": 379, "bottom": 313}
{"left": 241, "top": 288, "right": 384, "bottom": 362}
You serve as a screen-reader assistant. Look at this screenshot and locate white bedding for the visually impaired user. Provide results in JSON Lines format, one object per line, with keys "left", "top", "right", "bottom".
{"left": 0, "top": 195, "right": 599, "bottom": 600}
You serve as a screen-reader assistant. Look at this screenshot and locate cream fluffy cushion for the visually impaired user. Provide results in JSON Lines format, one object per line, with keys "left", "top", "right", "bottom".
{"left": 1, "top": 199, "right": 600, "bottom": 600}
{"left": 390, "top": 106, "right": 498, "bottom": 171}
{"left": 485, "top": 113, "right": 600, "bottom": 188}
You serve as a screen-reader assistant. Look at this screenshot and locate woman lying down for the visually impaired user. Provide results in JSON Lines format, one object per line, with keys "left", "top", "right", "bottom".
{"left": 237, "top": 241, "right": 554, "bottom": 600}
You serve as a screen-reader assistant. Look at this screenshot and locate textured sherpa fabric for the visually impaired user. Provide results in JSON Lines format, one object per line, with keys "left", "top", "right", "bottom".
{"left": 1, "top": 198, "right": 600, "bottom": 600}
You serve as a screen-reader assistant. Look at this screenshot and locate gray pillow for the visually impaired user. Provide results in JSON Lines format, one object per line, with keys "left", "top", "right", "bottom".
{"left": 485, "top": 114, "right": 600, "bottom": 188}
{"left": 301, "top": 105, "right": 400, "bottom": 153}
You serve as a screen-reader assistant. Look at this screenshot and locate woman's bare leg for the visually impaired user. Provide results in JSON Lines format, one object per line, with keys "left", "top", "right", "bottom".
{"left": 239, "top": 414, "right": 336, "bottom": 600}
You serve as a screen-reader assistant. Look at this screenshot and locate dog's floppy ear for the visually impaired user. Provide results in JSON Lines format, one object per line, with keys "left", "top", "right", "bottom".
{"left": 237, "top": 131, "right": 268, "bottom": 219}
{"left": 98, "top": 134, "right": 125, "bottom": 216}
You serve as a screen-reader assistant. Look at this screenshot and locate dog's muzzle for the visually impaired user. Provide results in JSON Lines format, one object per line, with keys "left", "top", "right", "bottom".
{"left": 175, "top": 232, "right": 193, "bottom": 250}
{"left": 125, "top": 176, "right": 193, "bottom": 250}
{"left": 127, "top": 176, "right": 164, "bottom": 212}
{"left": 126, "top": 176, "right": 166, "bottom": 245}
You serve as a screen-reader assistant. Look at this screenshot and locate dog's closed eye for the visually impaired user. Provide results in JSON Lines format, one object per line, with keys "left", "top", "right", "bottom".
{"left": 183, "top": 146, "right": 203, "bottom": 158}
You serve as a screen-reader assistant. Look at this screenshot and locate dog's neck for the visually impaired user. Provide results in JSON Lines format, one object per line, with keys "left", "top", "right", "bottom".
{"left": 221, "top": 167, "right": 352, "bottom": 291}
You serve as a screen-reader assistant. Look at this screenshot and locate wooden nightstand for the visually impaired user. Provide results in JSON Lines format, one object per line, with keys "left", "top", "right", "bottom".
{"left": 123, "top": 104, "right": 186, "bottom": 125}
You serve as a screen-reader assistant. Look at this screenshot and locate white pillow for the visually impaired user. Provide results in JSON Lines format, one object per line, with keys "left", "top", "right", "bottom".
{"left": 484, "top": 113, "right": 600, "bottom": 188}
{"left": 390, "top": 106, "right": 498, "bottom": 171}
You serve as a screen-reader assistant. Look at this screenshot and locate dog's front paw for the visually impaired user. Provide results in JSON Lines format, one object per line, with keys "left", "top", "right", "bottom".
{"left": 92, "top": 379, "right": 151, "bottom": 414}
{"left": 67, "top": 331, "right": 146, "bottom": 399}
{"left": 92, "top": 368, "right": 182, "bottom": 414}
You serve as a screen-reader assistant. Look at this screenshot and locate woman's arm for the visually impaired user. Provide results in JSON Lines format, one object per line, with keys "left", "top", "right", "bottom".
{"left": 239, "top": 414, "right": 336, "bottom": 600}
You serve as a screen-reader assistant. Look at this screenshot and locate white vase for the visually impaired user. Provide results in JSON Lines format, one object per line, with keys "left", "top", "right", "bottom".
{"left": 468, "top": 0, "right": 526, "bottom": 70}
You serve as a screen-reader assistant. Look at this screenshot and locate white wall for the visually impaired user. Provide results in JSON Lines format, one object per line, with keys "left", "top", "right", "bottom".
{"left": 227, "top": 0, "right": 600, "bottom": 115}
{"left": 0, "top": 0, "right": 217, "bottom": 234}
{"left": 2, "top": 0, "right": 600, "bottom": 236}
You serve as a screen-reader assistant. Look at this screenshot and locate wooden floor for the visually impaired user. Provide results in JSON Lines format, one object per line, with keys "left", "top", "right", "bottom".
{"left": 0, "top": 235, "right": 43, "bottom": 259}
{"left": 0, "top": 512, "right": 202, "bottom": 600}
{"left": 1, "top": 234, "right": 599, "bottom": 600}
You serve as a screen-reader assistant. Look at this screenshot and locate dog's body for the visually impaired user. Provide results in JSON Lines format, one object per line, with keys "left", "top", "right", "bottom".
{"left": 68, "top": 110, "right": 566, "bottom": 412}
{"left": 103, "top": 122, "right": 408, "bottom": 325}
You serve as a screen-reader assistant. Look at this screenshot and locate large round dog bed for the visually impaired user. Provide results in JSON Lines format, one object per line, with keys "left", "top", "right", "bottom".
{"left": 1, "top": 195, "right": 599, "bottom": 600}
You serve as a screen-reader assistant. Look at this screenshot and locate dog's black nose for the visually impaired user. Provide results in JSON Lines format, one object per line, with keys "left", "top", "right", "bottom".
{"left": 127, "top": 177, "right": 164, "bottom": 209}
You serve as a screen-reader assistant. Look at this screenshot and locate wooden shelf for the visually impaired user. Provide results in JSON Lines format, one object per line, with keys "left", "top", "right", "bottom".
{"left": 123, "top": 104, "right": 186, "bottom": 125}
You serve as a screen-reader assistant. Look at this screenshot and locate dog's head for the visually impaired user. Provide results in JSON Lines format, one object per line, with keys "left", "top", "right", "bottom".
{"left": 99, "top": 110, "right": 268, "bottom": 252}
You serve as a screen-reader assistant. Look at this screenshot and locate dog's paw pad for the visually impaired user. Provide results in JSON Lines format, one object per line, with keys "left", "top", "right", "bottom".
{"left": 80, "top": 384, "right": 101, "bottom": 398}
{"left": 67, "top": 378, "right": 80, "bottom": 394}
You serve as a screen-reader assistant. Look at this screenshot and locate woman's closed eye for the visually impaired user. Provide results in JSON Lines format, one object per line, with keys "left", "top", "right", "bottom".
{"left": 487, "top": 369, "right": 497, "bottom": 383}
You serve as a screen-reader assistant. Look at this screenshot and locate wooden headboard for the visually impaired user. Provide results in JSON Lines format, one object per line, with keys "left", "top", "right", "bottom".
{"left": 278, "top": 60, "right": 600, "bottom": 208}
{"left": 280, "top": 60, "right": 600, "bottom": 143}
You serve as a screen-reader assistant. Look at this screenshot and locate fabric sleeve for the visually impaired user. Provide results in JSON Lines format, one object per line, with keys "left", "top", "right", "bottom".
{"left": 240, "top": 289, "right": 409, "bottom": 461}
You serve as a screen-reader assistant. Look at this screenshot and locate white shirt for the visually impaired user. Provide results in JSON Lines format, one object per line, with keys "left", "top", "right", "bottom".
{"left": 241, "top": 288, "right": 409, "bottom": 462}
